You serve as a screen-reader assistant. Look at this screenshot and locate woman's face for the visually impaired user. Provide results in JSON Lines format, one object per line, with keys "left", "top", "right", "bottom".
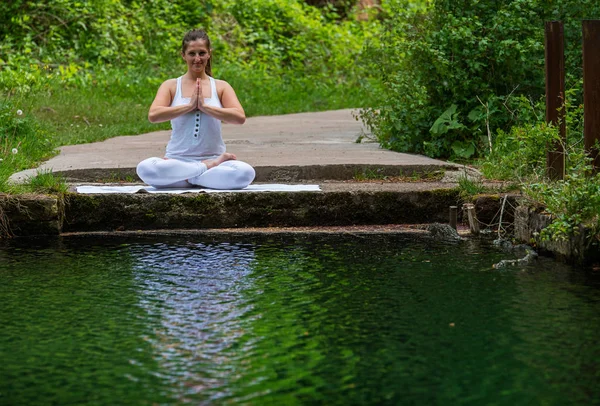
{"left": 182, "top": 39, "right": 210, "bottom": 73}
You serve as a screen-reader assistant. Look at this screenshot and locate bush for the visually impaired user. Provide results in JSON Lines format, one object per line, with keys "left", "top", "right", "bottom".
{"left": 0, "top": 0, "right": 195, "bottom": 68}
{"left": 360, "top": 0, "right": 600, "bottom": 160}
{"left": 0, "top": 0, "right": 376, "bottom": 88}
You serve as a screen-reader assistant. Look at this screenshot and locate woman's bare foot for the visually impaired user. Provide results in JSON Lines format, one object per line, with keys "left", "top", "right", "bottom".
{"left": 202, "top": 152, "right": 237, "bottom": 169}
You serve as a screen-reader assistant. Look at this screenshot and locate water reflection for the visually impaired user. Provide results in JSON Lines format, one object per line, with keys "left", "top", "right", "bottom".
{"left": 129, "top": 241, "right": 257, "bottom": 403}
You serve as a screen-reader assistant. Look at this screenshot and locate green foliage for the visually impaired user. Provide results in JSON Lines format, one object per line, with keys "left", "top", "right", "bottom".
{"left": 0, "top": 0, "right": 378, "bottom": 105}
{"left": 3, "top": 169, "right": 69, "bottom": 195}
{"left": 428, "top": 104, "right": 475, "bottom": 160}
{"left": 0, "top": 0, "right": 196, "bottom": 69}
{"left": 360, "top": 0, "right": 600, "bottom": 160}
{"left": 221, "top": 64, "right": 375, "bottom": 116}
{"left": 480, "top": 120, "right": 555, "bottom": 181}
{"left": 481, "top": 83, "right": 584, "bottom": 181}
{"left": 218, "top": 0, "right": 368, "bottom": 74}
{"left": 0, "top": 0, "right": 376, "bottom": 90}
{"left": 304, "top": 0, "right": 359, "bottom": 19}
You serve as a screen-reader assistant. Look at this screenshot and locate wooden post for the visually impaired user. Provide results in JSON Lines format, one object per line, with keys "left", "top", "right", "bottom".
{"left": 449, "top": 206, "right": 457, "bottom": 230}
{"left": 545, "top": 21, "right": 566, "bottom": 180}
{"left": 583, "top": 20, "right": 600, "bottom": 173}
{"left": 463, "top": 204, "right": 480, "bottom": 235}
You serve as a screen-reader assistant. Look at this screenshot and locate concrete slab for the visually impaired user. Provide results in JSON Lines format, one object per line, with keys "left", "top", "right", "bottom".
{"left": 10, "top": 109, "right": 458, "bottom": 183}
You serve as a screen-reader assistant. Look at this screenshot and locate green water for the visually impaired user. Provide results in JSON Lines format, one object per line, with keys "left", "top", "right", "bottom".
{"left": 1, "top": 234, "right": 599, "bottom": 406}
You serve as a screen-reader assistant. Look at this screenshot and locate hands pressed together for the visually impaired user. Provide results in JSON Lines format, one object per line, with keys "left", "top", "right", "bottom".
{"left": 188, "top": 78, "right": 205, "bottom": 112}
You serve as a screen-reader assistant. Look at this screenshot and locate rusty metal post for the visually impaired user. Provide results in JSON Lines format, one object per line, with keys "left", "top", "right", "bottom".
{"left": 545, "top": 21, "right": 566, "bottom": 180}
{"left": 583, "top": 20, "right": 600, "bottom": 173}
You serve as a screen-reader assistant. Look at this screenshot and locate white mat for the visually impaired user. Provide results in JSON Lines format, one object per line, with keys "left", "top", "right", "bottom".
{"left": 76, "top": 184, "right": 321, "bottom": 194}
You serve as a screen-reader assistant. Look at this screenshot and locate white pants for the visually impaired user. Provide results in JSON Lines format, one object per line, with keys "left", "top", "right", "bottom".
{"left": 136, "top": 157, "right": 255, "bottom": 189}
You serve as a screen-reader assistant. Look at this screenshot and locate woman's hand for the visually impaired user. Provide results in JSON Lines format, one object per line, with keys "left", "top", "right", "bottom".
{"left": 196, "top": 78, "right": 204, "bottom": 110}
{"left": 187, "top": 79, "right": 205, "bottom": 112}
{"left": 188, "top": 79, "right": 201, "bottom": 112}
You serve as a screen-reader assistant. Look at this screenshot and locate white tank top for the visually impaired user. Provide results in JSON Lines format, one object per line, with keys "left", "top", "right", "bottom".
{"left": 165, "top": 76, "right": 225, "bottom": 161}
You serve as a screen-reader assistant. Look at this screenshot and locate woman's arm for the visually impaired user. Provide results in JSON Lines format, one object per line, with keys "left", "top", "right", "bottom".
{"left": 148, "top": 79, "right": 196, "bottom": 123}
{"left": 199, "top": 80, "right": 246, "bottom": 125}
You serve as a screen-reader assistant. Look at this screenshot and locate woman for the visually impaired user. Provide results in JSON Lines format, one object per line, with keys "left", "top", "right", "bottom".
{"left": 136, "top": 29, "right": 255, "bottom": 189}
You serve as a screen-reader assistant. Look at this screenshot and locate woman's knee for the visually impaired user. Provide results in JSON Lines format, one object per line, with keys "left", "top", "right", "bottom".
{"left": 228, "top": 161, "right": 255, "bottom": 186}
{"left": 199, "top": 160, "right": 255, "bottom": 189}
{"left": 136, "top": 157, "right": 162, "bottom": 184}
{"left": 238, "top": 161, "right": 255, "bottom": 182}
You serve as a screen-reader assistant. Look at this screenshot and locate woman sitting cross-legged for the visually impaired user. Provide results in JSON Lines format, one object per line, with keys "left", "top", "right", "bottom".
{"left": 136, "top": 29, "right": 255, "bottom": 189}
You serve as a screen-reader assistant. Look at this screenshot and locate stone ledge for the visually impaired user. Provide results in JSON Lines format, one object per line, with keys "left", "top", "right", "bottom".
{"left": 0, "top": 193, "right": 62, "bottom": 237}
{"left": 62, "top": 188, "right": 461, "bottom": 233}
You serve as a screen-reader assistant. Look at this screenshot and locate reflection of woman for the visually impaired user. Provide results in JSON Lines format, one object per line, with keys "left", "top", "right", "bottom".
{"left": 136, "top": 29, "right": 255, "bottom": 189}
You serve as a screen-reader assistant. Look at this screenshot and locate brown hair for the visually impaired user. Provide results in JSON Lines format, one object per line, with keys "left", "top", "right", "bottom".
{"left": 181, "top": 29, "right": 212, "bottom": 76}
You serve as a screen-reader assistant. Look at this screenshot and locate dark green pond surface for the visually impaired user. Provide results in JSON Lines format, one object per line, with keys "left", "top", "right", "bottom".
{"left": 1, "top": 234, "right": 599, "bottom": 406}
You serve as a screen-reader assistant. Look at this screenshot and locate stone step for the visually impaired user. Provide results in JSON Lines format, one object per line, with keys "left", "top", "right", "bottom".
{"left": 62, "top": 183, "right": 460, "bottom": 233}
{"left": 2, "top": 182, "right": 467, "bottom": 236}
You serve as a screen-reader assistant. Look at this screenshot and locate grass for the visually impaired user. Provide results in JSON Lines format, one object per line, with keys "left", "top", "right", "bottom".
{"left": 24, "top": 170, "right": 69, "bottom": 194}
{"left": 353, "top": 168, "right": 446, "bottom": 182}
{"left": 1, "top": 170, "right": 68, "bottom": 195}
{"left": 456, "top": 173, "right": 496, "bottom": 201}
{"left": 94, "top": 172, "right": 138, "bottom": 183}
{"left": 30, "top": 86, "right": 170, "bottom": 147}
{"left": 354, "top": 167, "right": 388, "bottom": 181}
{"left": 221, "top": 65, "right": 377, "bottom": 116}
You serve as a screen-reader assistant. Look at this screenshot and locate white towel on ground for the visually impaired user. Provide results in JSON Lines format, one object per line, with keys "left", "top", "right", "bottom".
{"left": 76, "top": 184, "right": 321, "bottom": 194}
